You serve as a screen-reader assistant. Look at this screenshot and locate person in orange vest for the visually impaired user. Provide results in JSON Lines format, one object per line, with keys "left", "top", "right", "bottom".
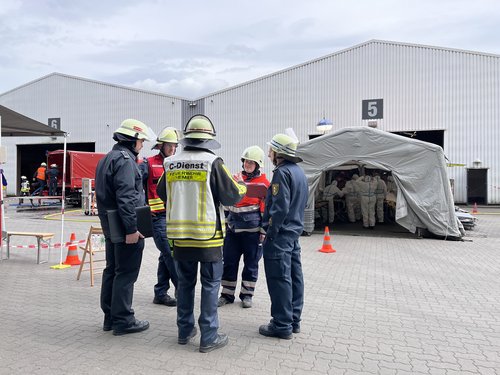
{"left": 32, "top": 162, "right": 47, "bottom": 195}
{"left": 140, "top": 127, "right": 181, "bottom": 307}
{"left": 217, "top": 146, "right": 270, "bottom": 309}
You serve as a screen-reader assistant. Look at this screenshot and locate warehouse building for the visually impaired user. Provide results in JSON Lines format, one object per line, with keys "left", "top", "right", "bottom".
{"left": 1, "top": 40, "right": 499, "bottom": 204}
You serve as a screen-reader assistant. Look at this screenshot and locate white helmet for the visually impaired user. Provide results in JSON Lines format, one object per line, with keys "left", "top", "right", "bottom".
{"left": 41, "top": 162, "right": 47, "bottom": 167}
{"left": 50, "top": 164, "right": 57, "bottom": 168}
{"left": 183, "top": 115, "right": 216, "bottom": 140}
{"left": 21, "top": 175, "right": 27, "bottom": 180}
{"left": 153, "top": 127, "right": 182, "bottom": 149}
{"left": 114, "top": 119, "right": 155, "bottom": 141}
{"left": 268, "top": 133, "right": 302, "bottom": 163}
{"left": 241, "top": 146, "right": 265, "bottom": 168}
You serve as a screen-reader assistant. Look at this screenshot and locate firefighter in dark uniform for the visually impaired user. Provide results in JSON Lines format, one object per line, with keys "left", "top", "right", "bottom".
{"left": 217, "top": 146, "right": 270, "bottom": 308}
{"left": 95, "top": 119, "right": 155, "bottom": 336}
{"left": 47, "top": 164, "right": 59, "bottom": 196}
{"left": 259, "top": 133, "right": 308, "bottom": 340}
{"left": 157, "top": 115, "right": 246, "bottom": 352}
{"left": 140, "top": 126, "right": 181, "bottom": 307}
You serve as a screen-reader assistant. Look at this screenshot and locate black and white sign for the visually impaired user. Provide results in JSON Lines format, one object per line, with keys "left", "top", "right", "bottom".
{"left": 48, "top": 118, "right": 61, "bottom": 130}
{"left": 362, "top": 99, "right": 383, "bottom": 120}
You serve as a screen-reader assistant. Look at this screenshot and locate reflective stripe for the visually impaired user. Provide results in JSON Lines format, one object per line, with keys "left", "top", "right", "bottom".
{"left": 174, "top": 237, "right": 224, "bottom": 248}
{"left": 221, "top": 287, "right": 235, "bottom": 295}
{"left": 242, "top": 280, "right": 256, "bottom": 288}
{"left": 221, "top": 280, "right": 237, "bottom": 287}
{"left": 148, "top": 197, "right": 164, "bottom": 212}
{"left": 233, "top": 227, "right": 261, "bottom": 233}
{"left": 240, "top": 286, "right": 255, "bottom": 296}
{"left": 226, "top": 205, "right": 260, "bottom": 213}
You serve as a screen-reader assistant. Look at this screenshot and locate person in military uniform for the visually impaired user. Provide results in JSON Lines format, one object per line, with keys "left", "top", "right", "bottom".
{"left": 140, "top": 127, "right": 181, "bottom": 307}
{"left": 95, "top": 119, "right": 155, "bottom": 336}
{"left": 259, "top": 133, "right": 308, "bottom": 340}
{"left": 158, "top": 115, "right": 246, "bottom": 352}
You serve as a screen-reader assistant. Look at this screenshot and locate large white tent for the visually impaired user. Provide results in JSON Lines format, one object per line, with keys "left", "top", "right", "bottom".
{"left": 297, "top": 127, "right": 461, "bottom": 239}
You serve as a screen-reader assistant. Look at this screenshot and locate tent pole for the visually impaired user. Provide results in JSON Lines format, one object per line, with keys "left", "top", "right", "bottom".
{"left": 51, "top": 133, "right": 70, "bottom": 269}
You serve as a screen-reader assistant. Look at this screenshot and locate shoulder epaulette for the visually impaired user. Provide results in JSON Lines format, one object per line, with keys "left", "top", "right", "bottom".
{"left": 120, "top": 151, "right": 130, "bottom": 159}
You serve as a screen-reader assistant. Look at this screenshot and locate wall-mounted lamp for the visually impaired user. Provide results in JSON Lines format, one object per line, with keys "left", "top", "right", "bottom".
{"left": 316, "top": 117, "right": 333, "bottom": 134}
{"left": 188, "top": 102, "right": 197, "bottom": 107}
{"left": 472, "top": 158, "right": 482, "bottom": 168}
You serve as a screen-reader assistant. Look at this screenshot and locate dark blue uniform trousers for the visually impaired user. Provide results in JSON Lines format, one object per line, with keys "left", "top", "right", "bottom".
{"left": 263, "top": 235, "right": 304, "bottom": 335}
{"left": 175, "top": 259, "right": 223, "bottom": 346}
{"left": 101, "top": 237, "right": 144, "bottom": 330}
{"left": 152, "top": 213, "right": 178, "bottom": 297}
{"left": 221, "top": 230, "right": 262, "bottom": 302}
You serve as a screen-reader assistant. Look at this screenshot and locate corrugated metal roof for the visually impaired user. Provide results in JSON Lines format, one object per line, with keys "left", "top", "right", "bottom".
{"left": 0, "top": 72, "right": 188, "bottom": 101}
{"left": 198, "top": 39, "right": 500, "bottom": 100}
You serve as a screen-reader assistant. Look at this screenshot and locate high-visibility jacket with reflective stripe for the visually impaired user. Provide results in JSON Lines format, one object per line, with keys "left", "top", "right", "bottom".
{"left": 226, "top": 173, "right": 269, "bottom": 232}
{"left": 165, "top": 151, "right": 224, "bottom": 248}
{"left": 35, "top": 167, "right": 46, "bottom": 181}
{"left": 146, "top": 154, "right": 166, "bottom": 213}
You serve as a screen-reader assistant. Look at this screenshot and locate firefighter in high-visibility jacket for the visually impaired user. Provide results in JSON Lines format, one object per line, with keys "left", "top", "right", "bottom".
{"left": 139, "top": 126, "right": 181, "bottom": 307}
{"left": 259, "top": 133, "right": 308, "bottom": 340}
{"left": 19, "top": 176, "right": 30, "bottom": 204}
{"left": 32, "top": 162, "right": 47, "bottom": 196}
{"left": 158, "top": 115, "right": 246, "bottom": 353}
{"left": 218, "top": 146, "right": 270, "bottom": 309}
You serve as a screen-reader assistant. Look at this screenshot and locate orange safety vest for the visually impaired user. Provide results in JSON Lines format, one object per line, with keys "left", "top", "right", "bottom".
{"left": 146, "top": 153, "right": 165, "bottom": 213}
{"left": 36, "top": 167, "right": 46, "bottom": 181}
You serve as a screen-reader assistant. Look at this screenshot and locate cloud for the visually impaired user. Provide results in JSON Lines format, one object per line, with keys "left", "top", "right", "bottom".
{"left": 1, "top": 0, "right": 500, "bottom": 98}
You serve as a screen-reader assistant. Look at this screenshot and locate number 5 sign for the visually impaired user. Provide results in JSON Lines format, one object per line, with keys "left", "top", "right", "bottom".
{"left": 362, "top": 99, "right": 383, "bottom": 120}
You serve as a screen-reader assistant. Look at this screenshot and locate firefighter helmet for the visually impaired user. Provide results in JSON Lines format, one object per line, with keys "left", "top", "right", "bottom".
{"left": 152, "top": 127, "right": 182, "bottom": 149}
{"left": 268, "top": 133, "right": 302, "bottom": 162}
{"left": 114, "top": 119, "right": 154, "bottom": 141}
{"left": 241, "top": 146, "right": 265, "bottom": 168}
{"left": 183, "top": 115, "right": 216, "bottom": 139}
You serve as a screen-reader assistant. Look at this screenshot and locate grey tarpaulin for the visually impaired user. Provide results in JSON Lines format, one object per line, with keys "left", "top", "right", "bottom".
{"left": 297, "top": 126, "right": 460, "bottom": 238}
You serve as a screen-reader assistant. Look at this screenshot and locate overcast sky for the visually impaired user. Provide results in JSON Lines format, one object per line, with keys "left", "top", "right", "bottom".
{"left": 1, "top": 0, "right": 499, "bottom": 99}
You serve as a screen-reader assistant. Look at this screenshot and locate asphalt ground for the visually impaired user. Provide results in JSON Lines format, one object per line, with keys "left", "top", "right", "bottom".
{"left": 1, "top": 204, "right": 499, "bottom": 374}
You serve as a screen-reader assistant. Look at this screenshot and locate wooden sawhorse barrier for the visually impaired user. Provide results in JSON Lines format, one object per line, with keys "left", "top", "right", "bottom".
{"left": 76, "top": 226, "right": 105, "bottom": 286}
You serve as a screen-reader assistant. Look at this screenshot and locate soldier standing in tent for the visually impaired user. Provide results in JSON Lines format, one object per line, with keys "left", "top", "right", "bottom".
{"left": 342, "top": 174, "right": 360, "bottom": 223}
{"left": 322, "top": 179, "right": 343, "bottom": 224}
{"left": 357, "top": 174, "right": 378, "bottom": 229}
{"left": 374, "top": 173, "right": 387, "bottom": 223}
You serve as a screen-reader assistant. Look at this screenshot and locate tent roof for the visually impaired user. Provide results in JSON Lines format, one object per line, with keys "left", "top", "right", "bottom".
{"left": 297, "top": 126, "right": 460, "bottom": 238}
{"left": 0, "top": 105, "right": 65, "bottom": 137}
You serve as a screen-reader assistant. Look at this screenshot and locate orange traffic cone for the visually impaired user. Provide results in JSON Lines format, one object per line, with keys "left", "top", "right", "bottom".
{"left": 63, "top": 232, "right": 81, "bottom": 266}
{"left": 318, "top": 226, "right": 336, "bottom": 253}
{"left": 472, "top": 202, "right": 478, "bottom": 214}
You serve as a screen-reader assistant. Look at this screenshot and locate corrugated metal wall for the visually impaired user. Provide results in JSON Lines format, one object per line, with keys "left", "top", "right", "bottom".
{"left": 1, "top": 41, "right": 499, "bottom": 203}
{"left": 0, "top": 74, "right": 183, "bottom": 194}
{"left": 203, "top": 41, "right": 500, "bottom": 203}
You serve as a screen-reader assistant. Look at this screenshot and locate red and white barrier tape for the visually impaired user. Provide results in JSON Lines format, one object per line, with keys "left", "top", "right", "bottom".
{"left": 1, "top": 239, "right": 87, "bottom": 249}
